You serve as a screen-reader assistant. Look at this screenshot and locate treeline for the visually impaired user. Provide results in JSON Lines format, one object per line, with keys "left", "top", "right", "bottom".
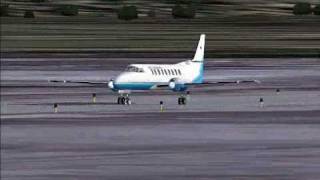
{"left": 1, "top": 2, "right": 320, "bottom": 19}
{"left": 117, "top": 4, "right": 196, "bottom": 20}
{"left": 0, "top": 3, "right": 196, "bottom": 20}
{"left": 0, "top": 4, "right": 79, "bottom": 18}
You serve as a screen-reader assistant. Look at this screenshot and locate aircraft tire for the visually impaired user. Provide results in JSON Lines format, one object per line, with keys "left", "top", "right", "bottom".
{"left": 181, "top": 97, "right": 186, "bottom": 105}
{"left": 125, "top": 97, "right": 131, "bottom": 105}
{"left": 121, "top": 97, "right": 126, "bottom": 105}
{"left": 178, "top": 97, "right": 186, "bottom": 105}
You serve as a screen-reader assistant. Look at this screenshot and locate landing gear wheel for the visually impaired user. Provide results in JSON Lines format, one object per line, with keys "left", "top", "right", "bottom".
{"left": 178, "top": 97, "right": 186, "bottom": 105}
{"left": 121, "top": 97, "right": 126, "bottom": 105}
{"left": 181, "top": 97, "right": 186, "bottom": 105}
{"left": 118, "top": 96, "right": 131, "bottom": 105}
{"left": 125, "top": 97, "right": 131, "bottom": 105}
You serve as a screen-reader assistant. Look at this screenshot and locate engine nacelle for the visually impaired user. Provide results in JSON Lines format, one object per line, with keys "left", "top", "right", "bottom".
{"left": 169, "top": 79, "right": 187, "bottom": 92}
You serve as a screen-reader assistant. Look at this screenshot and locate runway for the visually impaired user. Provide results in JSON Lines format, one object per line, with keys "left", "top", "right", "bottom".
{"left": 1, "top": 58, "right": 320, "bottom": 180}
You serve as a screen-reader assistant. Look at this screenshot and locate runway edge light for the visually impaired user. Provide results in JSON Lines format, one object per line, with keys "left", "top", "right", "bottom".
{"left": 53, "top": 103, "right": 58, "bottom": 113}
{"left": 92, "top": 93, "right": 97, "bottom": 103}
{"left": 160, "top": 101, "right": 164, "bottom": 112}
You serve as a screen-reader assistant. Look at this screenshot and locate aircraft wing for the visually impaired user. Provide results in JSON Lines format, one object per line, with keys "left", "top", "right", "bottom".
{"left": 188, "top": 79, "right": 261, "bottom": 86}
{"left": 49, "top": 79, "right": 108, "bottom": 85}
{"left": 156, "top": 79, "right": 260, "bottom": 88}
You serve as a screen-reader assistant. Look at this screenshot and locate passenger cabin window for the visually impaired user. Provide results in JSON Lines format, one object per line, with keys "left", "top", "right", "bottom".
{"left": 174, "top": 69, "right": 178, "bottom": 75}
{"left": 126, "top": 66, "right": 144, "bottom": 73}
{"left": 164, "top": 69, "right": 168, "bottom": 75}
{"left": 161, "top": 69, "right": 164, "bottom": 75}
{"left": 149, "top": 68, "right": 156, "bottom": 75}
{"left": 170, "top": 69, "right": 174, "bottom": 75}
{"left": 178, "top": 69, "right": 182, "bottom": 75}
{"left": 157, "top": 69, "right": 161, "bottom": 75}
{"left": 168, "top": 69, "right": 171, "bottom": 75}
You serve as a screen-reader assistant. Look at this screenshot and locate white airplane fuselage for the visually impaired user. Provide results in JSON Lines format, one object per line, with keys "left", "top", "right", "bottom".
{"left": 109, "top": 34, "right": 206, "bottom": 92}
{"left": 112, "top": 61, "right": 203, "bottom": 91}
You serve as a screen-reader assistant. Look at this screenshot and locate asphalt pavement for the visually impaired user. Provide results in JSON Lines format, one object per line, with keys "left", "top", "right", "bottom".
{"left": 1, "top": 58, "right": 320, "bottom": 180}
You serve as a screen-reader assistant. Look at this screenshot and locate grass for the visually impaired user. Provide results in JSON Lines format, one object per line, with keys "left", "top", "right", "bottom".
{"left": 1, "top": 0, "right": 320, "bottom": 58}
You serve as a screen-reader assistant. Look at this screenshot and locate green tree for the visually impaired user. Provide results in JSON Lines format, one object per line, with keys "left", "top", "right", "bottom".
{"left": 118, "top": 5, "right": 138, "bottom": 20}
{"left": 172, "top": 4, "right": 195, "bottom": 18}
{"left": 24, "top": 10, "right": 35, "bottom": 18}
{"left": 314, "top": 5, "right": 320, "bottom": 15}
{"left": 59, "top": 5, "right": 79, "bottom": 16}
{"left": 293, "top": 2, "right": 312, "bottom": 15}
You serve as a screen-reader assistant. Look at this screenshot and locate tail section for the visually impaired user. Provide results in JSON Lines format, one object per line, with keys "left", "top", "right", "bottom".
{"left": 190, "top": 34, "right": 205, "bottom": 83}
{"left": 192, "top": 34, "right": 205, "bottom": 62}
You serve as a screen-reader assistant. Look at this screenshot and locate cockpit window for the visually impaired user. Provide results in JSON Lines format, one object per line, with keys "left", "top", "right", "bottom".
{"left": 125, "top": 66, "right": 144, "bottom": 73}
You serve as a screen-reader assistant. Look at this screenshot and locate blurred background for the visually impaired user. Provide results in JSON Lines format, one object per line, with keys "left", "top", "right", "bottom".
{"left": 1, "top": 0, "right": 320, "bottom": 58}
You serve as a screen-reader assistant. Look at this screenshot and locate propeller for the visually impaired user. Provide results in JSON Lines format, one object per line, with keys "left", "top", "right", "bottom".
{"left": 169, "top": 81, "right": 176, "bottom": 89}
{"left": 108, "top": 79, "right": 114, "bottom": 89}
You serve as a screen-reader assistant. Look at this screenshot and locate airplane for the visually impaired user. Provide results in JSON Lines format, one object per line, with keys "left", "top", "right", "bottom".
{"left": 50, "top": 34, "right": 260, "bottom": 105}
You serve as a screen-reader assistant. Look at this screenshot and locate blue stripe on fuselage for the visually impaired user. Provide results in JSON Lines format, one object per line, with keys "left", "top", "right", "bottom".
{"left": 113, "top": 82, "right": 155, "bottom": 90}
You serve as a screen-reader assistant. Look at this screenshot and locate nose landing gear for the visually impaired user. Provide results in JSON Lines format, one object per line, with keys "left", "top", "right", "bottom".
{"left": 117, "top": 95, "right": 131, "bottom": 105}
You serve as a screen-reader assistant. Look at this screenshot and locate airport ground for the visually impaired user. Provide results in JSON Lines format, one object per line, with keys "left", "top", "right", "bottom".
{"left": 1, "top": 57, "right": 320, "bottom": 179}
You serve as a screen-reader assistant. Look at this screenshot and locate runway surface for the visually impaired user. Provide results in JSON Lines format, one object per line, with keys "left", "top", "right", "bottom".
{"left": 1, "top": 58, "right": 320, "bottom": 180}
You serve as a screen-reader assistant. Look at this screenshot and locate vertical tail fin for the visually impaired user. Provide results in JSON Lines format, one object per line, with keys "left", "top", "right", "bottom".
{"left": 192, "top": 34, "right": 205, "bottom": 62}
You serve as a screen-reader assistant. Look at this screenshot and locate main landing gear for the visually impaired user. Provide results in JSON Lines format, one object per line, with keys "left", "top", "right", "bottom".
{"left": 178, "top": 91, "right": 190, "bottom": 105}
{"left": 116, "top": 91, "right": 189, "bottom": 105}
{"left": 117, "top": 95, "right": 131, "bottom": 105}
{"left": 178, "top": 96, "right": 187, "bottom": 105}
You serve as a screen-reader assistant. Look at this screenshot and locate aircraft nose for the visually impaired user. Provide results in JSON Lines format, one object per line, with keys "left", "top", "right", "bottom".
{"left": 114, "top": 73, "right": 128, "bottom": 84}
